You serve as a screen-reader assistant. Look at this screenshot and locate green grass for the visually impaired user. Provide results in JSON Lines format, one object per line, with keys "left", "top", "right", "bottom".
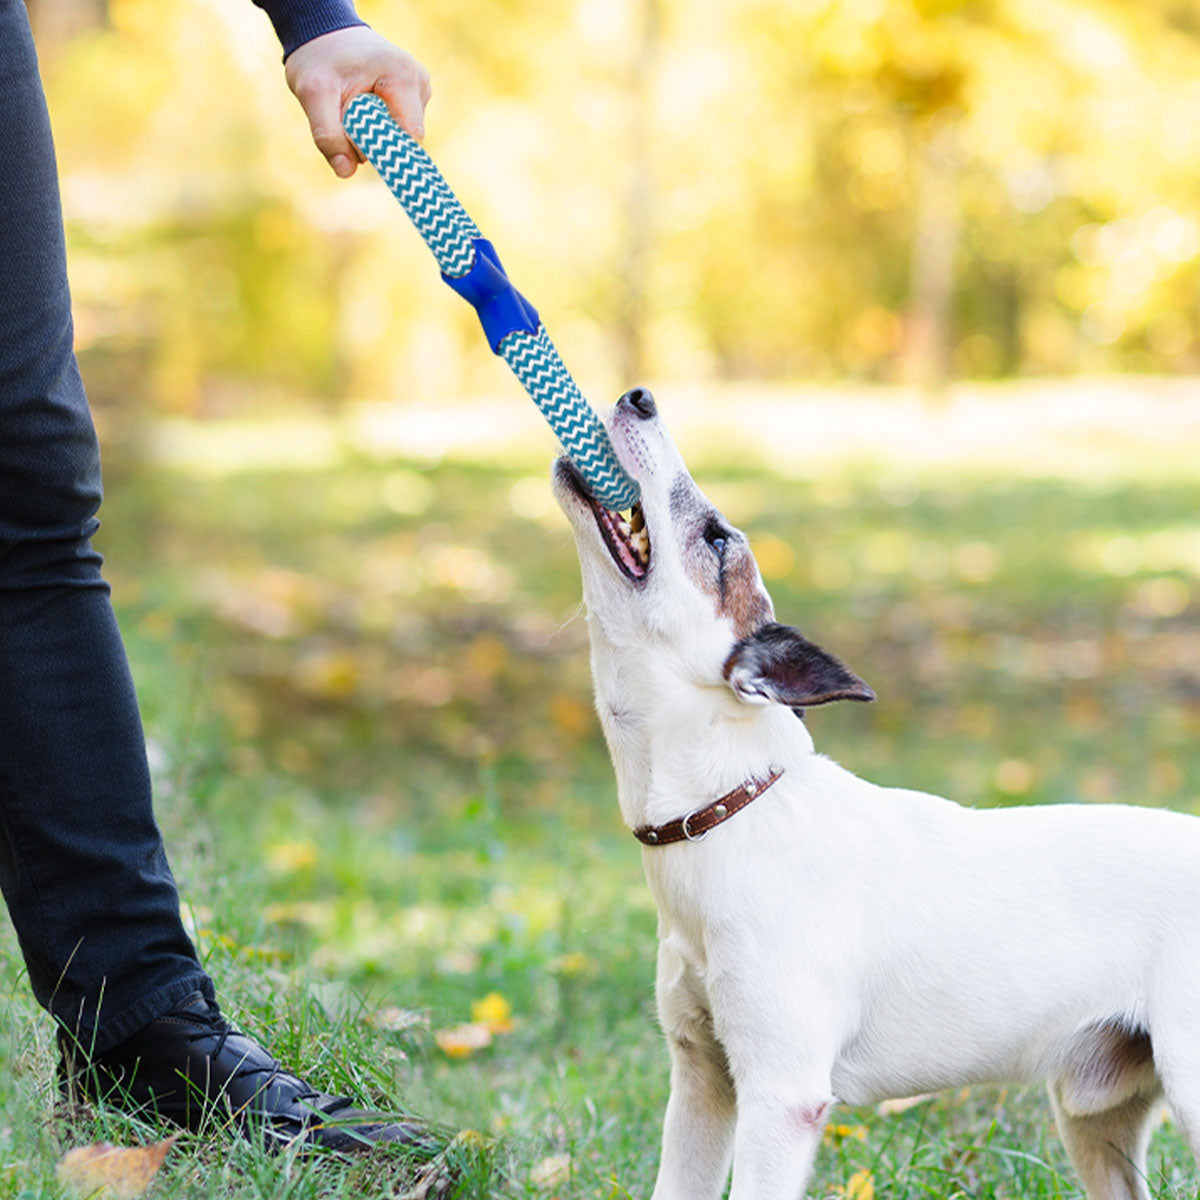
{"left": 1, "top": 422, "right": 1198, "bottom": 1197}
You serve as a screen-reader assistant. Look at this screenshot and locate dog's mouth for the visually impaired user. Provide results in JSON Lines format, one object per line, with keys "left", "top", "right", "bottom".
{"left": 557, "top": 459, "right": 651, "bottom": 582}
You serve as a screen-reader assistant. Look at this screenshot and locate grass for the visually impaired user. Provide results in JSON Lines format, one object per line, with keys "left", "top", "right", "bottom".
{"left": 1, "top": 390, "right": 1199, "bottom": 1197}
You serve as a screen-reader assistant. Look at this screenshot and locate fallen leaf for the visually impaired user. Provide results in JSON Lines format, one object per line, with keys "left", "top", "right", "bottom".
{"left": 844, "top": 1168, "right": 875, "bottom": 1200}
{"left": 57, "top": 1136, "right": 177, "bottom": 1199}
{"left": 470, "top": 991, "right": 514, "bottom": 1033}
{"left": 530, "top": 1153, "right": 572, "bottom": 1189}
{"left": 876, "top": 1092, "right": 936, "bottom": 1116}
{"left": 435, "top": 1022, "right": 493, "bottom": 1058}
{"left": 396, "top": 1131, "right": 488, "bottom": 1200}
{"left": 364, "top": 1005, "right": 429, "bottom": 1033}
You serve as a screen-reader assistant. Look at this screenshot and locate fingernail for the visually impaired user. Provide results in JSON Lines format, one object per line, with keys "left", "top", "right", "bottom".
{"left": 332, "top": 155, "right": 353, "bottom": 178}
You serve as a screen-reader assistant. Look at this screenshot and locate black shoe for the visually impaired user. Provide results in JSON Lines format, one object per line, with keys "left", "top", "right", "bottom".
{"left": 59, "top": 991, "right": 440, "bottom": 1155}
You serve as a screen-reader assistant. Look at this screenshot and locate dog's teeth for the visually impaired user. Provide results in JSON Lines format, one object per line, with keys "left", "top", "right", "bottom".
{"left": 630, "top": 507, "right": 645, "bottom": 533}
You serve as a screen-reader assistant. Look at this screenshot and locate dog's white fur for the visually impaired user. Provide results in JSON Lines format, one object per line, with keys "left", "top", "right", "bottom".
{"left": 552, "top": 390, "right": 1200, "bottom": 1200}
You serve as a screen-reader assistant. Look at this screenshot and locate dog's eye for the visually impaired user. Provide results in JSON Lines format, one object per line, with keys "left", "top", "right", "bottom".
{"left": 704, "top": 521, "right": 728, "bottom": 558}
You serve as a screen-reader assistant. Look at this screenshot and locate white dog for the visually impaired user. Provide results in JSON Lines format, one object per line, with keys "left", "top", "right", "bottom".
{"left": 552, "top": 386, "right": 1200, "bottom": 1200}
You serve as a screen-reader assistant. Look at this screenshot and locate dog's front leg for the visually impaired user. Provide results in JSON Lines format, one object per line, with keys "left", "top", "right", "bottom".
{"left": 650, "top": 1029, "right": 737, "bottom": 1200}
{"left": 727, "top": 1081, "right": 832, "bottom": 1200}
{"left": 650, "top": 949, "right": 737, "bottom": 1200}
{"left": 720, "top": 993, "right": 836, "bottom": 1200}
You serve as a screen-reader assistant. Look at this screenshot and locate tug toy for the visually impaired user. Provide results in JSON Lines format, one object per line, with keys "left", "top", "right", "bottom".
{"left": 343, "top": 93, "right": 640, "bottom": 511}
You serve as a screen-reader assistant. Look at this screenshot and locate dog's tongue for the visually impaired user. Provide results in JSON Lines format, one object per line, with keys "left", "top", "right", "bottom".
{"left": 597, "top": 504, "right": 650, "bottom": 576}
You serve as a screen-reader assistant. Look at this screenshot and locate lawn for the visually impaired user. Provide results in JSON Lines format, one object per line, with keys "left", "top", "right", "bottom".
{"left": 1, "top": 383, "right": 1198, "bottom": 1198}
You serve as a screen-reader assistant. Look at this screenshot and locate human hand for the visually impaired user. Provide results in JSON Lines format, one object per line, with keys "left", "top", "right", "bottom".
{"left": 284, "top": 26, "right": 431, "bottom": 178}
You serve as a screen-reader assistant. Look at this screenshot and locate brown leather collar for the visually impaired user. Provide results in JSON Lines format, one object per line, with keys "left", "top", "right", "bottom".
{"left": 633, "top": 769, "right": 784, "bottom": 846}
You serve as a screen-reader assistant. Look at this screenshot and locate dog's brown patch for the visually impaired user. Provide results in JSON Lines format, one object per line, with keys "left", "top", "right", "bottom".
{"left": 672, "top": 476, "right": 772, "bottom": 638}
{"left": 719, "top": 544, "right": 773, "bottom": 638}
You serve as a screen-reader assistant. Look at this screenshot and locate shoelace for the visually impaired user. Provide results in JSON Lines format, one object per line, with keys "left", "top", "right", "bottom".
{"left": 177, "top": 1003, "right": 336, "bottom": 1117}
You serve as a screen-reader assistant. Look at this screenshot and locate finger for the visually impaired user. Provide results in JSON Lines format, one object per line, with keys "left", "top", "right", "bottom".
{"left": 376, "top": 61, "right": 430, "bottom": 140}
{"left": 295, "top": 73, "right": 359, "bottom": 176}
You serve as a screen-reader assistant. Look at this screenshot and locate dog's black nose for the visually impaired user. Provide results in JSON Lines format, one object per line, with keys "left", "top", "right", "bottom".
{"left": 619, "top": 386, "right": 657, "bottom": 419}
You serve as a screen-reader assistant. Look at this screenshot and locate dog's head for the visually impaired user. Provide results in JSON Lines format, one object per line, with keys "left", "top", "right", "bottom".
{"left": 552, "top": 387, "right": 874, "bottom": 721}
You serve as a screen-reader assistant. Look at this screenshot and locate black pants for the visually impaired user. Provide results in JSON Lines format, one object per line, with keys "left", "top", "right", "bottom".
{"left": 0, "top": 0, "right": 212, "bottom": 1052}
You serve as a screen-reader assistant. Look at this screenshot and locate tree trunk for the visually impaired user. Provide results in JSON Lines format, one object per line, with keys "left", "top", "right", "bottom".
{"left": 900, "top": 120, "right": 960, "bottom": 393}
{"left": 617, "top": 0, "right": 662, "bottom": 386}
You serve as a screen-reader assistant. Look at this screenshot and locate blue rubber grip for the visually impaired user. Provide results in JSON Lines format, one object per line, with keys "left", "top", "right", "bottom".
{"left": 442, "top": 238, "right": 540, "bottom": 353}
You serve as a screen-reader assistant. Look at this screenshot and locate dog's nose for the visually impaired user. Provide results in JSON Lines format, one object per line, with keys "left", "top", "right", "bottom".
{"left": 619, "top": 386, "right": 657, "bottom": 419}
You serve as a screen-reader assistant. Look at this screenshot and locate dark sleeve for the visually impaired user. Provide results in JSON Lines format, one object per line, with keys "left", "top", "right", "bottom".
{"left": 251, "top": 0, "right": 367, "bottom": 59}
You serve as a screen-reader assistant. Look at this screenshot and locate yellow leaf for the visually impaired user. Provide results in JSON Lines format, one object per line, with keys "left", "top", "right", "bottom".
{"left": 435, "top": 1022, "right": 493, "bottom": 1058}
{"left": 57, "top": 1136, "right": 177, "bottom": 1199}
{"left": 470, "top": 991, "right": 514, "bottom": 1033}
{"left": 823, "top": 1122, "right": 868, "bottom": 1144}
{"left": 844, "top": 1169, "right": 875, "bottom": 1200}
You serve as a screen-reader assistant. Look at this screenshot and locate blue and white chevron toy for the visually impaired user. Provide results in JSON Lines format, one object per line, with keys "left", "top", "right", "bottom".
{"left": 342, "top": 93, "right": 640, "bottom": 512}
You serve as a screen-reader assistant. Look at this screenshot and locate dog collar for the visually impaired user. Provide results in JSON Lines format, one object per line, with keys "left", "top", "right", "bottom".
{"left": 633, "top": 769, "right": 784, "bottom": 846}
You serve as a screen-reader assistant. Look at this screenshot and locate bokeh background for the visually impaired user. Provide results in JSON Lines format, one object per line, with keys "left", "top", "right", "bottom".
{"left": 33, "top": 0, "right": 1200, "bottom": 412}
{"left": 5, "top": 1, "right": 1200, "bottom": 1196}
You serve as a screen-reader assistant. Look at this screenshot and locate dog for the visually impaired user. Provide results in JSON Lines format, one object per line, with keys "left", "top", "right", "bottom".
{"left": 551, "top": 385, "right": 1200, "bottom": 1200}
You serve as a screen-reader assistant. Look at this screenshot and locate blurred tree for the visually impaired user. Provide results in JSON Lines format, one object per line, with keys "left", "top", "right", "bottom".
{"left": 25, "top": 0, "right": 106, "bottom": 49}
{"left": 617, "top": 0, "right": 662, "bottom": 383}
{"left": 33, "top": 0, "right": 1200, "bottom": 417}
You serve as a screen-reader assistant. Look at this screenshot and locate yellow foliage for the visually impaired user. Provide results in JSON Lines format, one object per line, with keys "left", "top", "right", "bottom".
{"left": 265, "top": 839, "right": 318, "bottom": 873}
{"left": 436, "top": 993, "right": 515, "bottom": 1057}
{"left": 751, "top": 533, "right": 796, "bottom": 581}
{"left": 837, "top": 1169, "right": 875, "bottom": 1200}
{"left": 470, "top": 991, "right": 515, "bottom": 1033}
{"left": 824, "top": 1122, "right": 868, "bottom": 1145}
{"left": 38, "top": 0, "right": 1200, "bottom": 414}
{"left": 550, "top": 695, "right": 593, "bottom": 738}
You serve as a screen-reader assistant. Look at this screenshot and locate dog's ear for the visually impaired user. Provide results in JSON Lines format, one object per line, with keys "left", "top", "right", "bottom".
{"left": 723, "top": 622, "right": 875, "bottom": 708}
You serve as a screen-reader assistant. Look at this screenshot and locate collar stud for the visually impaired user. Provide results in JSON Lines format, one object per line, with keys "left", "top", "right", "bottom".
{"left": 633, "top": 768, "right": 783, "bottom": 847}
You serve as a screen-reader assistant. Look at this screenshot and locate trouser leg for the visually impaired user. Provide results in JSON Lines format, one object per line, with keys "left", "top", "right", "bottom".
{"left": 0, "top": 0, "right": 212, "bottom": 1053}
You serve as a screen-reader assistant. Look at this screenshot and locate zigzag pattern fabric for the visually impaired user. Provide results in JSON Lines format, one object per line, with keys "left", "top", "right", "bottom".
{"left": 501, "top": 328, "right": 638, "bottom": 510}
{"left": 343, "top": 94, "right": 479, "bottom": 278}
{"left": 343, "top": 93, "right": 640, "bottom": 510}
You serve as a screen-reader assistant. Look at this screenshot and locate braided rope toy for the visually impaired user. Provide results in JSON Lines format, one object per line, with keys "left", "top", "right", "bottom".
{"left": 342, "top": 93, "right": 640, "bottom": 511}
